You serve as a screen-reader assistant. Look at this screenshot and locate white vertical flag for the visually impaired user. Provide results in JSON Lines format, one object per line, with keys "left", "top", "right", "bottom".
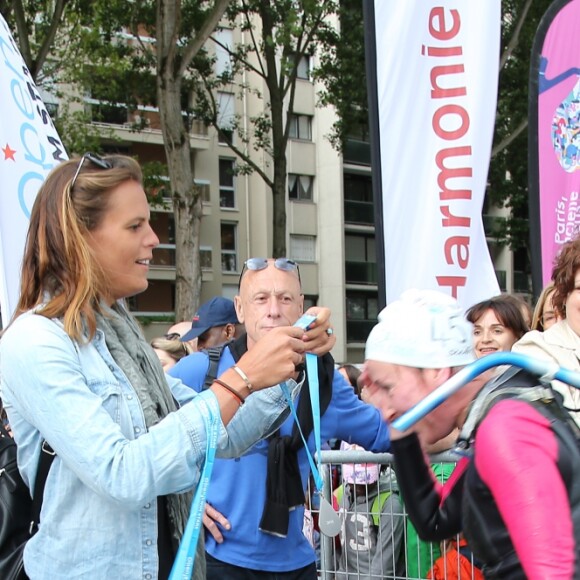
{"left": 0, "top": 15, "right": 67, "bottom": 327}
{"left": 371, "top": 2, "right": 501, "bottom": 308}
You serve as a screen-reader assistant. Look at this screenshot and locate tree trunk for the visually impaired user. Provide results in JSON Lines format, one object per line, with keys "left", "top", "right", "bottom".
{"left": 260, "top": 3, "right": 287, "bottom": 258}
{"left": 156, "top": 0, "right": 202, "bottom": 320}
{"left": 272, "top": 154, "right": 287, "bottom": 258}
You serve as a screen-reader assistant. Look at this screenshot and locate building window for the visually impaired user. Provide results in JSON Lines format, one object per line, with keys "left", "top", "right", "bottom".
{"left": 194, "top": 179, "right": 211, "bottom": 203}
{"left": 219, "top": 158, "right": 236, "bottom": 208}
{"left": 45, "top": 102, "right": 58, "bottom": 119}
{"left": 149, "top": 211, "right": 176, "bottom": 267}
{"left": 127, "top": 280, "right": 175, "bottom": 314}
{"left": 218, "top": 91, "right": 235, "bottom": 144}
{"left": 290, "top": 235, "right": 316, "bottom": 263}
{"left": 346, "top": 291, "right": 379, "bottom": 343}
{"left": 221, "top": 222, "right": 237, "bottom": 272}
{"left": 344, "top": 172, "right": 374, "bottom": 225}
{"left": 214, "top": 28, "right": 233, "bottom": 77}
{"left": 288, "top": 174, "right": 313, "bottom": 201}
{"left": 288, "top": 114, "right": 312, "bottom": 141}
{"left": 344, "top": 233, "right": 377, "bottom": 284}
{"left": 303, "top": 295, "right": 318, "bottom": 310}
{"left": 40, "top": 86, "right": 59, "bottom": 119}
{"left": 289, "top": 54, "right": 310, "bottom": 80}
{"left": 200, "top": 246, "right": 212, "bottom": 270}
{"left": 101, "top": 144, "right": 131, "bottom": 155}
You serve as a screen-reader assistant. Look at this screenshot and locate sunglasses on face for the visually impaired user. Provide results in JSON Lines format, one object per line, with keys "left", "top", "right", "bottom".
{"left": 238, "top": 257, "right": 301, "bottom": 289}
{"left": 69, "top": 152, "right": 112, "bottom": 192}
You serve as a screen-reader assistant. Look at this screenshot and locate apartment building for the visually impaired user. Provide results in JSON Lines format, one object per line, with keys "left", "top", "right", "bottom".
{"left": 57, "top": 23, "right": 524, "bottom": 364}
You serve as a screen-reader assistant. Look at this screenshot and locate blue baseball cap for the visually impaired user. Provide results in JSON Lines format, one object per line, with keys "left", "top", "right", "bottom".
{"left": 181, "top": 297, "right": 239, "bottom": 342}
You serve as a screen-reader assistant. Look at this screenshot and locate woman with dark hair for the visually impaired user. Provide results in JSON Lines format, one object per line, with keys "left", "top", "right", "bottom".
{"left": 0, "top": 153, "right": 335, "bottom": 579}
{"left": 513, "top": 236, "right": 580, "bottom": 425}
{"left": 337, "top": 364, "right": 362, "bottom": 395}
{"left": 465, "top": 296, "right": 528, "bottom": 358}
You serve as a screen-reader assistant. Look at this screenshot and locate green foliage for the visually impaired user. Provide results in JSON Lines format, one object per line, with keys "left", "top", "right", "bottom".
{"left": 141, "top": 160, "right": 172, "bottom": 208}
{"left": 190, "top": 0, "right": 339, "bottom": 178}
{"left": 313, "top": 0, "right": 367, "bottom": 150}
{"left": 135, "top": 313, "right": 175, "bottom": 326}
{"left": 487, "top": 0, "right": 554, "bottom": 257}
{"left": 53, "top": 105, "right": 109, "bottom": 155}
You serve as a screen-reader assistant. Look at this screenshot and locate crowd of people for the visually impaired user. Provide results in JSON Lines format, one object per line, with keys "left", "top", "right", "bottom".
{"left": 1, "top": 152, "right": 579, "bottom": 579}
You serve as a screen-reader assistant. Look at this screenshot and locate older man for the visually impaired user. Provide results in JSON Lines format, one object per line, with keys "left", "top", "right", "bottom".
{"left": 170, "top": 257, "right": 392, "bottom": 580}
{"left": 360, "top": 289, "right": 580, "bottom": 578}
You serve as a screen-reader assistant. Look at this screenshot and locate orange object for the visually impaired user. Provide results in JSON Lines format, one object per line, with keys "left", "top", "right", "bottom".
{"left": 427, "top": 538, "right": 484, "bottom": 580}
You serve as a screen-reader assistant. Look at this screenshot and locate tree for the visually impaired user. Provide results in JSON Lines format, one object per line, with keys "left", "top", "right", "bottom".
{"left": 0, "top": 0, "right": 71, "bottom": 83}
{"left": 487, "top": 0, "right": 553, "bottom": 260}
{"left": 191, "top": 0, "right": 339, "bottom": 258}
{"left": 2, "top": 0, "right": 233, "bottom": 320}
{"left": 155, "top": 0, "right": 231, "bottom": 318}
{"left": 313, "top": 0, "right": 369, "bottom": 152}
{"left": 77, "top": 0, "right": 232, "bottom": 319}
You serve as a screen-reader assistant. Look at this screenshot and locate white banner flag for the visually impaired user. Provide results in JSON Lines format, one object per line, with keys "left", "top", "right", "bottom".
{"left": 0, "top": 15, "right": 67, "bottom": 327}
{"left": 372, "top": 2, "right": 501, "bottom": 308}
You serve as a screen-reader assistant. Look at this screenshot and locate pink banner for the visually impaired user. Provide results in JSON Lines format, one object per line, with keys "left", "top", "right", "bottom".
{"left": 534, "top": 0, "right": 580, "bottom": 286}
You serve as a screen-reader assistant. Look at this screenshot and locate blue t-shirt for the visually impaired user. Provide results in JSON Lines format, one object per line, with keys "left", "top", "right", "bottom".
{"left": 170, "top": 346, "right": 391, "bottom": 572}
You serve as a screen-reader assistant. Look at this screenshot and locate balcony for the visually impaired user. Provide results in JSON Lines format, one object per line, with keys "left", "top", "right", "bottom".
{"left": 345, "top": 261, "right": 378, "bottom": 285}
{"left": 151, "top": 244, "right": 176, "bottom": 267}
{"left": 344, "top": 200, "right": 375, "bottom": 226}
{"left": 344, "top": 139, "right": 371, "bottom": 166}
{"left": 86, "top": 100, "right": 209, "bottom": 149}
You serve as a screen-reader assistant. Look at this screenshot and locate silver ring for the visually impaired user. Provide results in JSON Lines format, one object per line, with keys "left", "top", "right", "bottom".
{"left": 326, "top": 328, "right": 334, "bottom": 336}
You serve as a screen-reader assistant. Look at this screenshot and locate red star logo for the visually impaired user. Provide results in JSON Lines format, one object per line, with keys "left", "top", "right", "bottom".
{"left": 2, "top": 144, "right": 16, "bottom": 161}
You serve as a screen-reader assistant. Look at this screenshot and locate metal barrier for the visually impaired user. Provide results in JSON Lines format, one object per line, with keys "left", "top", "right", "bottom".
{"left": 308, "top": 450, "right": 481, "bottom": 580}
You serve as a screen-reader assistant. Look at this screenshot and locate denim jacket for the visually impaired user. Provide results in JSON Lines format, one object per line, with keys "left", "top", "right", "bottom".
{"left": 0, "top": 310, "right": 298, "bottom": 579}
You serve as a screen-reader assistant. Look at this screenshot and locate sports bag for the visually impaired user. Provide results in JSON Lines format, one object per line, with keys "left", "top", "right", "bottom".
{"left": 0, "top": 423, "right": 55, "bottom": 580}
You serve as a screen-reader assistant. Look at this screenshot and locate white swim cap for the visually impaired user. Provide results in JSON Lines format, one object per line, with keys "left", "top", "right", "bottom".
{"left": 365, "top": 289, "right": 475, "bottom": 368}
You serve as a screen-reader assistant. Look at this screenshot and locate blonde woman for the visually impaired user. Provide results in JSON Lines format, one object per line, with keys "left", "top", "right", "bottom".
{"left": 530, "top": 282, "right": 561, "bottom": 331}
{"left": 151, "top": 336, "right": 193, "bottom": 372}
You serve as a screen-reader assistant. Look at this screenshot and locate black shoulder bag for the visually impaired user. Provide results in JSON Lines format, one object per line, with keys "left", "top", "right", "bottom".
{"left": 0, "top": 424, "right": 55, "bottom": 580}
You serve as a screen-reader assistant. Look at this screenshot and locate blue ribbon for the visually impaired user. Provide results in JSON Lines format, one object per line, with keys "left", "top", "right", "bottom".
{"left": 279, "top": 352, "right": 324, "bottom": 492}
{"left": 306, "top": 352, "right": 324, "bottom": 492}
{"left": 392, "top": 351, "right": 580, "bottom": 432}
{"left": 169, "top": 392, "right": 220, "bottom": 580}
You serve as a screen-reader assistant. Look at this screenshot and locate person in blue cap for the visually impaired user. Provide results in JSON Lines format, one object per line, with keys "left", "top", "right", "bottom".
{"left": 181, "top": 296, "right": 244, "bottom": 350}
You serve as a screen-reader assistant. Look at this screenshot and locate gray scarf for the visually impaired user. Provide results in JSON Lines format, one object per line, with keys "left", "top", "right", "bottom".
{"left": 96, "top": 303, "right": 205, "bottom": 580}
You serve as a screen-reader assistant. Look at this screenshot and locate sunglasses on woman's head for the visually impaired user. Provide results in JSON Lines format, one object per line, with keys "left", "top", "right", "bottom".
{"left": 69, "top": 152, "right": 112, "bottom": 192}
{"left": 238, "top": 257, "right": 301, "bottom": 289}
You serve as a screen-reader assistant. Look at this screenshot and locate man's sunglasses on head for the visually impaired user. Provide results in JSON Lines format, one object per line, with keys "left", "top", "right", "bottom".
{"left": 238, "top": 257, "right": 301, "bottom": 288}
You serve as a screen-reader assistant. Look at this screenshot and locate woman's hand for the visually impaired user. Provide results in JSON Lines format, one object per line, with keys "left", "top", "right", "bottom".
{"left": 235, "top": 326, "right": 306, "bottom": 391}
{"left": 299, "top": 307, "right": 336, "bottom": 356}
{"left": 229, "top": 307, "right": 335, "bottom": 392}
